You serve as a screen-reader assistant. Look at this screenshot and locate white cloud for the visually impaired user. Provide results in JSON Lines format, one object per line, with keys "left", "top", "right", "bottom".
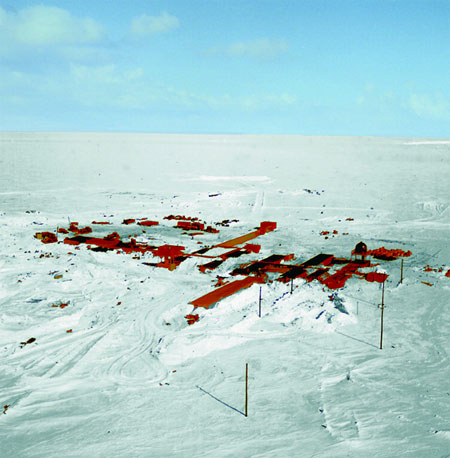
{"left": 364, "top": 82, "right": 375, "bottom": 94}
{"left": 68, "top": 67, "right": 296, "bottom": 112}
{"left": 208, "top": 38, "right": 288, "bottom": 60}
{"left": 69, "top": 63, "right": 145, "bottom": 85}
{"left": 1, "top": 59, "right": 296, "bottom": 116}
{"left": 409, "top": 93, "right": 449, "bottom": 120}
{"left": 70, "top": 63, "right": 121, "bottom": 84}
{"left": 0, "top": 5, "right": 105, "bottom": 48}
{"left": 131, "top": 12, "right": 179, "bottom": 36}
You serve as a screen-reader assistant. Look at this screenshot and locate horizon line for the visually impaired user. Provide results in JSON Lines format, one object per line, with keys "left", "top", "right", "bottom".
{"left": 1, "top": 130, "right": 449, "bottom": 141}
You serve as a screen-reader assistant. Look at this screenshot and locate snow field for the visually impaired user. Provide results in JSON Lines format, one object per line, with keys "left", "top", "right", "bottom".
{"left": 0, "top": 133, "right": 449, "bottom": 457}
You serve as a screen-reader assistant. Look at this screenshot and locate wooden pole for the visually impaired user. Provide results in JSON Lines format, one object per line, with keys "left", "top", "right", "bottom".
{"left": 400, "top": 258, "right": 404, "bottom": 284}
{"left": 245, "top": 363, "right": 248, "bottom": 417}
{"left": 380, "top": 280, "right": 385, "bottom": 350}
{"left": 290, "top": 278, "right": 293, "bottom": 294}
{"left": 258, "top": 287, "right": 262, "bottom": 317}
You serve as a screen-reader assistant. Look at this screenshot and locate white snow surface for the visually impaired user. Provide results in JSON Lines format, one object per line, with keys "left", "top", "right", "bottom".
{"left": 0, "top": 132, "right": 449, "bottom": 457}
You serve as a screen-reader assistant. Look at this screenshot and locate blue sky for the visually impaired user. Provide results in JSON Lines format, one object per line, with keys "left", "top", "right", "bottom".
{"left": 0, "top": 0, "right": 449, "bottom": 137}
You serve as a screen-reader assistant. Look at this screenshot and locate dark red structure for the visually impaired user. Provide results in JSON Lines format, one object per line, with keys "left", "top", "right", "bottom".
{"left": 197, "top": 244, "right": 262, "bottom": 273}
{"left": 322, "top": 263, "right": 362, "bottom": 289}
{"left": 137, "top": 220, "right": 159, "bottom": 227}
{"left": 177, "top": 221, "right": 205, "bottom": 231}
{"left": 35, "top": 232, "right": 57, "bottom": 244}
{"left": 34, "top": 217, "right": 412, "bottom": 317}
{"left": 153, "top": 245, "right": 185, "bottom": 270}
{"left": 368, "top": 247, "right": 412, "bottom": 260}
{"left": 68, "top": 222, "right": 92, "bottom": 234}
{"left": 365, "top": 272, "right": 388, "bottom": 283}
{"left": 216, "top": 221, "right": 277, "bottom": 248}
{"left": 190, "top": 276, "right": 264, "bottom": 309}
{"left": 259, "top": 221, "right": 277, "bottom": 234}
{"left": 185, "top": 314, "right": 199, "bottom": 325}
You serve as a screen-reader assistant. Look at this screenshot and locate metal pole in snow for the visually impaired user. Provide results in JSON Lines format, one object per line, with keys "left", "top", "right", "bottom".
{"left": 258, "top": 287, "right": 262, "bottom": 317}
{"left": 400, "top": 259, "right": 404, "bottom": 284}
{"left": 245, "top": 363, "right": 248, "bottom": 417}
{"left": 290, "top": 278, "right": 293, "bottom": 294}
{"left": 380, "top": 280, "right": 385, "bottom": 350}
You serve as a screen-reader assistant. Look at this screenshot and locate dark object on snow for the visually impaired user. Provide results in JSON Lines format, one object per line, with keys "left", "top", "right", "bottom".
{"left": 279, "top": 266, "right": 307, "bottom": 281}
{"left": 302, "top": 253, "right": 334, "bottom": 267}
{"left": 20, "top": 337, "right": 36, "bottom": 348}
{"left": 353, "top": 241, "right": 368, "bottom": 260}
{"left": 90, "top": 246, "right": 110, "bottom": 252}
{"left": 198, "top": 259, "right": 224, "bottom": 273}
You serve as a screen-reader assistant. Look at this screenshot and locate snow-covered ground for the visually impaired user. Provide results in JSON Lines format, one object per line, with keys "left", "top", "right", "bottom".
{"left": 1, "top": 132, "right": 449, "bottom": 457}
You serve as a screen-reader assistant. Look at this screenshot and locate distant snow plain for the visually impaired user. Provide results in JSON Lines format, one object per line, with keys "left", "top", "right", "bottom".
{"left": 0, "top": 133, "right": 449, "bottom": 458}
